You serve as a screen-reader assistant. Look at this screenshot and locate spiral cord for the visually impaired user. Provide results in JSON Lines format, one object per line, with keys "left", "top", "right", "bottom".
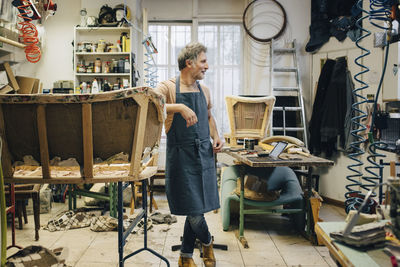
{"left": 142, "top": 36, "right": 158, "bottom": 88}
{"left": 16, "top": 0, "right": 41, "bottom": 63}
{"left": 361, "top": 0, "right": 392, "bottom": 205}
{"left": 345, "top": 0, "right": 370, "bottom": 213}
{"left": 345, "top": 0, "right": 393, "bottom": 212}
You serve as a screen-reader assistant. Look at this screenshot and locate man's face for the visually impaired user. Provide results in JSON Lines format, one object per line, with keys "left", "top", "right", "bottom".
{"left": 188, "top": 51, "right": 208, "bottom": 80}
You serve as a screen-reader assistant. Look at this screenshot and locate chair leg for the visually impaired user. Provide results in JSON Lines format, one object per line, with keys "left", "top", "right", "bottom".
{"left": 32, "top": 193, "right": 40, "bottom": 241}
{"left": 16, "top": 201, "right": 23, "bottom": 229}
{"left": 130, "top": 182, "right": 135, "bottom": 215}
{"left": 22, "top": 201, "right": 27, "bottom": 224}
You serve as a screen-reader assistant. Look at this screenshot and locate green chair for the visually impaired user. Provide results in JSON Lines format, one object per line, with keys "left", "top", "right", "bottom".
{"left": 221, "top": 165, "right": 305, "bottom": 237}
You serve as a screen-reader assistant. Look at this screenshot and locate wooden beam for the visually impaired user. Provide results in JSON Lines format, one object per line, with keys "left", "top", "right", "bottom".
{"left": 0, "top": 62, "right": 20, "bottom": 91}
{"left": 82, "top": 103, "right": 93, "bottom": 179}
{"left": 130, "top": 94, "right": 148, "bottom": 179}
{"left": 36, "top": 105, "right": 51, "bottom": 179}
{"left": 0, "top": 105, "right": 13, "bottom": 178}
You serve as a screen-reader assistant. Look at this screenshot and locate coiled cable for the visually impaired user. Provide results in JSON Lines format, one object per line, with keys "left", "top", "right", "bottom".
{"left": 345, "top": 0, "right": 371, "bottom": 213}
{"left": 362, "top": 0, "right": 392, "bottom": 206}
{"left": 16, "top": 0, "right": 41, "bottom": 63}
{"left": 142, "top": 36, "right": 158, "bottom": 88}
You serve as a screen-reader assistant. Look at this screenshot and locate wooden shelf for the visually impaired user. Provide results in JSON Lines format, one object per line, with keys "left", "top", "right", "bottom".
{"left": 75, "top": 73, "right": 130, "bottom": 76}
{"left": 75, "top": 26, "right": 130, "bottom": 32}
{"left": 76, "top": 52, "right": 130, "bottom": 56}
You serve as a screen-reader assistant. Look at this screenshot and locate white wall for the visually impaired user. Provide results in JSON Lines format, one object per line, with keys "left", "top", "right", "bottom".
{"left": 34, "top": 0, "right": 80, "bottom": 89}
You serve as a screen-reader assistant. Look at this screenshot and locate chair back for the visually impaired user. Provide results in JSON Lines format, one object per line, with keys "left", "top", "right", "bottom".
{"left": 224, "top": 95, "right": 275, "bottom": 146}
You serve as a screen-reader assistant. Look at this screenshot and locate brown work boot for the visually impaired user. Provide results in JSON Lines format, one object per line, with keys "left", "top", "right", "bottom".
{"left": 202, "top": 242, "right": 216, "bottom": 267}
{"left": 178, "top": 256, "right": 197, "bottom": 267}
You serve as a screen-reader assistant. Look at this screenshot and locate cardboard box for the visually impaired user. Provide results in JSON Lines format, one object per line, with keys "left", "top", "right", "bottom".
{"left": 15, "top": 76, "right": 39, "bottom": 94}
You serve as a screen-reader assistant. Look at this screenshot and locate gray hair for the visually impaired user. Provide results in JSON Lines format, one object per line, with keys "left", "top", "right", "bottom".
{"left": 177, "top": 42, "right": 207, "bottom": 71}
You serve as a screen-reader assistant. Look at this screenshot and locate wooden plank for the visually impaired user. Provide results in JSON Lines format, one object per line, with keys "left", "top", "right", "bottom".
{"left": 0, "top": 105, "right": 13, "bottom": 178}
{"left": 82, "top": 103, "right": 93, "bottom": 178}
{"left": 36, "top": 105, "right": 50, "bottom": 179}
{"left": 130, "top": 94, "right": 148, "bottom": 178}
{"left": 315, "top": 223, "right": 354, "bottom": 267}
{"left": 0, "top": 62, "right": 20, "bottom": 91}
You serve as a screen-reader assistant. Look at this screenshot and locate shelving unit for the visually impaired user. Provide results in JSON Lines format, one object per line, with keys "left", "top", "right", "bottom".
{"left": 73, "top": 26, "right": 133, "bottom": 92}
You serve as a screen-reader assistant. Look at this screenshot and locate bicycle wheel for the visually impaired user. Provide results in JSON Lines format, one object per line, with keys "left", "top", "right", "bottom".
{"left": 243, "top": 0, "right": 287, "bottom": 43}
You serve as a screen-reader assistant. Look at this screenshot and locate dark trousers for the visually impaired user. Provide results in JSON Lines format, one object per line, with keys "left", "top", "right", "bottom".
{"left": 180, "top": 214, "right": 212, "bottom": 257}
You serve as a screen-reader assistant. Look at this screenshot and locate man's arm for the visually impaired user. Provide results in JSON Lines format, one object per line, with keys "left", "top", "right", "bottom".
{"left": 166, "top": 103, "right": 198, "bottom": 128}
{"left": 208, "top": 109, "right": 224, "bottom": 153}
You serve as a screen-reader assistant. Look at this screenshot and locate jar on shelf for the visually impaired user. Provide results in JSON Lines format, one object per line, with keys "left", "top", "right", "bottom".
{"left": 97, "top": 39, "right": 106, "bottom": 52}
{"left": 78, "top": 62, "right": 86, "bottom": 73}
{"left": 118, "top": 58, "right": 124, "bottom": 73}
{"left": 94, "top": 58, "right": 101, "bottom": 73}
{"left": 77, "top": 42, "right": 83, "bottom": 52}
{"left": 112, "top": 59, "right": 118, "bottom": 73}
{"left": 86, "top": 62, "right": 94, "bottom": 73}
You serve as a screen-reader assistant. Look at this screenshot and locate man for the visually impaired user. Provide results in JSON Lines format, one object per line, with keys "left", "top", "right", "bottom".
{"left": 156, "top": 42, "right": 224, "bottom": 267}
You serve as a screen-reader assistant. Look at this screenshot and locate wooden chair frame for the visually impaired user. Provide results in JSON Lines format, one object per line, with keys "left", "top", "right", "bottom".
{"left": 224, "top": 95, "right": 276, "bottom": 146}
{"left": 0, "top": 87, "right": 165, "bottom": 184}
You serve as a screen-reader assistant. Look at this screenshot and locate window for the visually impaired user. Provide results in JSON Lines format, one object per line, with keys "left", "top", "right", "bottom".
{"left": 198, "top": 24, "right": 242, "bottom": 136}
{"left": 149, "top": 22, "right": 243, "bottom": 137}
{"left": 149, "top": 24, "right": 191, "bottom": 82}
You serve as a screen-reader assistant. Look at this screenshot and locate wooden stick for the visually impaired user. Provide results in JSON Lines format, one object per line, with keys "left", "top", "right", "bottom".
{"left": 37, "top": 105, "right": 51, "bottom": 179}
{"left": 0, "top": 36, "right": 25, "bottom": 48}
{"left": 130, "top": 94, "right": 148, "bottom": 178}
{"left": 390, "top": 161, "right": 396, "bottom": 178}
{"left": 82, "top": 103, "right": 93, "bottom": 179}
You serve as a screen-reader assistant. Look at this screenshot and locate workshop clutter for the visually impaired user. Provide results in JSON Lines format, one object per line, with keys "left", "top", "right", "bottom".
{"left": 77, "top": 77, "right": 129, "bottom": 94}
{"left": 0, "top": 62, "right": 41, "bottom": 94}
{"left": 76, "top": 57, "right": 130, "bottom": 74}
{"left": 76, "top": 32, "right": 130, "bottom": 54}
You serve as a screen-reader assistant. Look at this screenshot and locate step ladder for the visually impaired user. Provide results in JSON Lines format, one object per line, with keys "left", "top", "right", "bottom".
{"left": 270, "top": 39, "right": 308, "bottom": 148}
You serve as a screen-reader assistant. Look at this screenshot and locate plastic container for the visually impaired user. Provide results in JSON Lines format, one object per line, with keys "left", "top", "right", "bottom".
{"left": 118, "top": 58, "right": 124, "bottom": 73}
{"left": 124, "top": 57, "right": 130, "bottom": 73}
{"left": 92, "top": 78, "right": 99, "bottom": 93}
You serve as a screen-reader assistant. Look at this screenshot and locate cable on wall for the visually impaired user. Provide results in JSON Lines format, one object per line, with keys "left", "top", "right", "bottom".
{"left": 345, "top": 0, "right": 371, "bottom": 213}
{"left": 362, "top": 0, "right": 392, "bottom": 207}
{"left": 345, "top": 0, "right": 393, "bottom": 213}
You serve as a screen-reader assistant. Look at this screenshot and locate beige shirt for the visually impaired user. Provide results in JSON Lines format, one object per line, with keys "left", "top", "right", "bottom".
{"left": 155, "top": 77, "right": 212, "bottom": 133}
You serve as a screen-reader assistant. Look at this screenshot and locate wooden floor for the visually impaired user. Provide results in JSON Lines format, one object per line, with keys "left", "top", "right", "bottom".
{"left": 5, "top": 190, "right": 347, "bottom": 267}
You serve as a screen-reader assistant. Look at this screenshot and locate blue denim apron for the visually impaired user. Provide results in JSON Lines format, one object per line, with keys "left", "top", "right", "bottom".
{"left": 165, "top": 76, "right": 220, "bottom": 215}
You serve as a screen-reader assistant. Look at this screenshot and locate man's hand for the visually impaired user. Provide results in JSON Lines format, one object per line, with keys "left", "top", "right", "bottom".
{"left": 212, "top": 136, "right": 224, "bottom": 153}
{"left": 180, "top": 104, "right": 198, "bottom": 127}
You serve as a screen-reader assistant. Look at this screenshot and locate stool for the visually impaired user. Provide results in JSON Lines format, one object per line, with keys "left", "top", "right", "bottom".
{"left": 5, "top": 184, "right": 41, "bottom": 241}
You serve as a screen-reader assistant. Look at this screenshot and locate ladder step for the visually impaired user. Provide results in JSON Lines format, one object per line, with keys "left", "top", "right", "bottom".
{"left": 273, "top": 87, "right": 299, "bottom": 92}
{"left": 273, "top": 107, "right": 302, "bottom": 111}
{"left": 273, "top": 48, "right": 295, "bottom": 53}
{"left": 273, "top": 67, "right": 297, "bottom": 72}
{"left": 272, "top": 127, "right": 305, "bottom": 132}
